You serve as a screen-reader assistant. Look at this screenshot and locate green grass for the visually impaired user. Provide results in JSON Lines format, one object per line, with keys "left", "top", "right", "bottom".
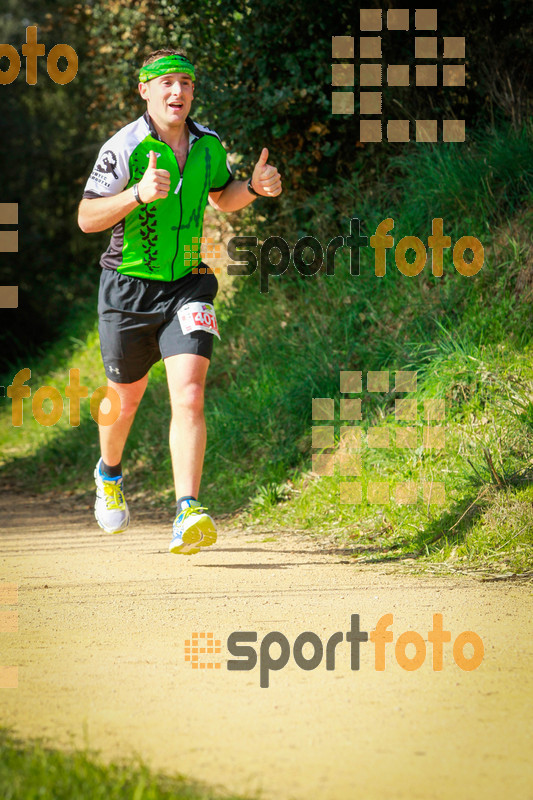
{"left": 245, "top": 339, "right": 533, "bottom": 575}
{"left": 0, "top": 730, "right": 253, "bottom": 800}
{"left": 1, "top": 122, "right": 532, "bottom": 573}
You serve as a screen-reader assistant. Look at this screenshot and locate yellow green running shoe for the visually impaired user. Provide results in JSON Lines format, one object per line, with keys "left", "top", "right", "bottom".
{"left": 94, "top": 458, "right": 130, "bottom": 534}
{"left": 169, "top": 499, "right": 217, "bottom": 555}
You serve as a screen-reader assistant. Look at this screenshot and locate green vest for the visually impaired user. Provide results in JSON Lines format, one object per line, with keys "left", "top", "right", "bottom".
{"left": 83, "top": 112, "right": 233, "bottom": 281}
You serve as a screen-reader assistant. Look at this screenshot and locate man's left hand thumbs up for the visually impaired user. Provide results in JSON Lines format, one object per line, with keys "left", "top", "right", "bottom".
{"left": 250, "top": 147, "right": 282, "bottom": 197}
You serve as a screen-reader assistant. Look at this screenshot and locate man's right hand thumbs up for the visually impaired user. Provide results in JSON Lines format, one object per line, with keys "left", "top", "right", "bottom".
{"left": 250, "top": 147, "right": 282, "bottom": 197}
{"left": 137, "top": 150, "right": 171, "bottom": 203}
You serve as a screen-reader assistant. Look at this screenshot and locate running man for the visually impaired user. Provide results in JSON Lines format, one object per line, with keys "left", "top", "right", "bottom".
{"left": 78, "top": 49, "right": 282, "bottom": 554}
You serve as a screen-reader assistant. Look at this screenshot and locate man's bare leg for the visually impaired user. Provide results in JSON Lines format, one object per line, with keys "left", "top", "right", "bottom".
{"left": 98, "top": 374, "right": 149, "bottom": 467}
{"left": 94, "top": 374, "right": 148, "bottom": 534}
{"left": 164, "top": 352, "right": 216, "bottom": 554}
{"left": 164, "top": 353, "right": 210, "bottom": 499}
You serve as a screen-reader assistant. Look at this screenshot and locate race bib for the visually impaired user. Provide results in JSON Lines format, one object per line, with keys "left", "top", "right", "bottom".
{"left": 177, "top": 301, "right": 221, "bottom": 340}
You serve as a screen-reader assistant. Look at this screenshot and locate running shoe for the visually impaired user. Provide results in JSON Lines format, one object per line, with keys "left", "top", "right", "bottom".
{"left": 94, "top": 458, "right": 130, "bottom": 534}
{"left": 169, "top": 499, "right": 217, "bottom": 555}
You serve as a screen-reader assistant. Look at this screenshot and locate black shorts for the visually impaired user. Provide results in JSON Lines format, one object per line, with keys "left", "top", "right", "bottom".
{"left": 97, "top": 267, "right": 219, "bottom": 384}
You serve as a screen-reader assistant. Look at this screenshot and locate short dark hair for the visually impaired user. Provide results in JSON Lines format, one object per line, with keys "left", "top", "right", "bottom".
{"left": 142, "top": 49, "right": 190, "bottom": 67}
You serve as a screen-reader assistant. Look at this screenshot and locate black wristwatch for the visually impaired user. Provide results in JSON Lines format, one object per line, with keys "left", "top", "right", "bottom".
{"left": 247, "top": 177, "right": 260, "bottom": 197}
{"left": 132, "top": 183, "right": 144, "bottom": 205}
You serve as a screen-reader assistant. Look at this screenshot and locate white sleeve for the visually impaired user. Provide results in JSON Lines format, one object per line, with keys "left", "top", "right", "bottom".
{"left": 83, "top": 137, "right": 130, "bottom": 197}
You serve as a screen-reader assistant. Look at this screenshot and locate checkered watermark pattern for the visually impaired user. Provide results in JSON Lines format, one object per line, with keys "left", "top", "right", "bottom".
{"left": 0, "top": 582, "right": 18, "bottom": 689}
{"left": 184, "top": 237, "right": 223, "bottom": 274}
{"left": 0, "top": 203, "right": 18, "bottom": 308}
{"left": 332, "top": 8, "right": 466, "bottom": 142}
{"left": 184, "top": 631, "right": 222, "bottom": 669}
{"left": 312, "top": 370, "right": 446, "bottom": 505}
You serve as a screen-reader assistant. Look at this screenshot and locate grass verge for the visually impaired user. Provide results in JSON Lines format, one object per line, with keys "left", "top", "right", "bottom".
{"left": 244, "top": 339, "right": 533, "bottom": 577}
{"left": 0, "top": 729, "right": 253, "bottom": 800}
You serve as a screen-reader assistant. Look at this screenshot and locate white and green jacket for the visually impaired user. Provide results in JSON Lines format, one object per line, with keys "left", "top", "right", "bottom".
{"left": 83, "top": 112, "right": 233, "bottom": 281}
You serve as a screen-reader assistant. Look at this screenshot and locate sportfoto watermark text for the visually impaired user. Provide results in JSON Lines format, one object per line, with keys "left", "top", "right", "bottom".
{"left": 186, "top": 613, "right": 484, "bottom": 687}
{"left": 227, "top": 218, "right": 484, "bottom": 292}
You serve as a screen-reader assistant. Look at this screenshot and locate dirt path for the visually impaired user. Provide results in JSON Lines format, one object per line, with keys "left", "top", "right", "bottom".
{"left": 1, "top": 492, "right": 532, "bottom": 800}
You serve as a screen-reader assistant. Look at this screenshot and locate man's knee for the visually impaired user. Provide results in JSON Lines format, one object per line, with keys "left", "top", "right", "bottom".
{"left": 172, "top": 381, "right": 205, "bottom": 416}
{"left": 119, "top": 395, "right": 142, "bottom": 418}
{"left": 111, "top": 381, "right": 146, "bottom": 419}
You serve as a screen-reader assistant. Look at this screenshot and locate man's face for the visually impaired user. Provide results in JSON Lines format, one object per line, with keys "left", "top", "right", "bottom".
{"left": 139, "top": 72, "right": 194, "bottom": 128}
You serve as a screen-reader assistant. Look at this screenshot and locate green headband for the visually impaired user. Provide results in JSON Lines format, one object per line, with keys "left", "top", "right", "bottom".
{"left": 139, "top": 55, "right": 195, "bottom": 83}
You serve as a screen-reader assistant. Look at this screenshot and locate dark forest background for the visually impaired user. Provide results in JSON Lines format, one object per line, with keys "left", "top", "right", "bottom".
{"left": 0, "top": 0, "right": 531, "bottom": 372}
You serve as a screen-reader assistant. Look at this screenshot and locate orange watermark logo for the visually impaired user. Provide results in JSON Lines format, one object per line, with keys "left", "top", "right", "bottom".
{"left": 185, "top": 614, "right": 484, "bottom": 687}
{"left": 312, "top": 369, "right": 446, "bottom": 506}
{"left": 185, "top": 237, "right": 222, "bottom": 275}
{"left": 5, "top": 368, "right": 120, "bottom": 427}
{"left": 184, "top": 632, "right": 222, "bottom": 669}
{"left": 0, "top": 26, "right": 78, "bottom": 85}
{"left": 0, "top": 203, "right": 18, "bottom": 308}
{"left": 227, "top": 217, "right": 484, "bottom": 292}
{"left": 0, "top": 583, "right": 18, "bottom": 690}
{"left": 332, "top": 9, "right": 466, "bottom": 143}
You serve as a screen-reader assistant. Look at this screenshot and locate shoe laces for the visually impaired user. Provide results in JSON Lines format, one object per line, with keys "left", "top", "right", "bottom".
{"left": 176, "top": 504, "right": 208, "bottom": 523}
{"left": 102, "top": 479, "right": 126, "bottom": 511}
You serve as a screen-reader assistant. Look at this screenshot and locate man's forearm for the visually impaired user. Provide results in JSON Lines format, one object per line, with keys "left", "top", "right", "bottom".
{"left": 209, "top": 179, "right": 257, "bottom": 213}
{"left": 78, "top": 187, "right": 139, "bottom": 233}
